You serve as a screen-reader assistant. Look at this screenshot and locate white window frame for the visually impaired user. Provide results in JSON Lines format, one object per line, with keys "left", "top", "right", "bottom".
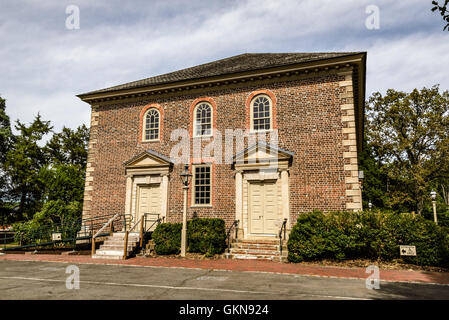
{"left": 191, "top": 164, "right": 212, "bottom": 207}
{"left": 193, "top": 102, "right": 213, "bottom": 138}
{"left": 142, "top": 108, "right": 160, "bottom": 142}
{"left": 250, "top": 94, "right": 273, "bottom": 133}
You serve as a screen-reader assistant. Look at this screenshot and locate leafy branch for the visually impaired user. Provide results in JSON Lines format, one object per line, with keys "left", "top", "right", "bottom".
{"left": 432, "top": 0, "right": 449, "bottom": 30}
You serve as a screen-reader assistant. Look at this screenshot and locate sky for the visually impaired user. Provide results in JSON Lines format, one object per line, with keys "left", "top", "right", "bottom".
{"left": 0, "top": 0, "right": 448, "bottom": 134}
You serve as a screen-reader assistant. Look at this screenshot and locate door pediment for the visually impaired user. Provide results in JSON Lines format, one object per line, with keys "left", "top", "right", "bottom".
{"left": 124, "top": 150, "right": 173, "bottom": 169}
{"left": 233, "top": 142, "right": 293, "bottom": 169}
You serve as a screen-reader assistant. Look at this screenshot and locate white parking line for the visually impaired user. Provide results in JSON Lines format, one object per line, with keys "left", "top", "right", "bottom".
{"left": 0, "top": 276, "right": 369, "bottom": 300}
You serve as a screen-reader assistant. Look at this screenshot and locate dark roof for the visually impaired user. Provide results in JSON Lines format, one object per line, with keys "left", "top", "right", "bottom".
{"left": 79, "top": 52, "right": 363, "bottom": 96}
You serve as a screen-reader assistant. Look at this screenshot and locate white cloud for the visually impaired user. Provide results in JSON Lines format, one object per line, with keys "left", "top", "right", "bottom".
{"left": 0, "top": 0, "right": 447, "bottom": 135}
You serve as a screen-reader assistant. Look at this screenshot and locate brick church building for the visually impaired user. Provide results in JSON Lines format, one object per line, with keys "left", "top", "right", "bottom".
{"left": 78, "top": 52, "right": 366, "bottom": 241}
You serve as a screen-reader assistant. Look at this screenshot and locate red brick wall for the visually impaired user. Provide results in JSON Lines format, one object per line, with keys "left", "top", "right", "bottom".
{"left": 84, "top": 72, "right": 348, "bottom": 227}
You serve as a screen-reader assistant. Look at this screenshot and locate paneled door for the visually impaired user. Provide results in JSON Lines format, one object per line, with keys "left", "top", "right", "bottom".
{"left": 249, "top": 181, "right": 278, "bottom": 235}
{"left": 137, "top": 184, "right": 161, "bottom": 222}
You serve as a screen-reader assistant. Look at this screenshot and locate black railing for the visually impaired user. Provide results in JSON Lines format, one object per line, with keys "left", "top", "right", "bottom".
{"left": 143, "top": 213, "right": 164, "bottom": 233}
{"left": 279, "top": 218, "right": 287, "bottom": 256}
{"left": 2, "top": 212, "right": 122, "bottom": 251}
{"left": 1, "top": 231, "right": 15, "bottom": 250}
{"left": 226, "top": 220, "right": 239, "bottom": 252}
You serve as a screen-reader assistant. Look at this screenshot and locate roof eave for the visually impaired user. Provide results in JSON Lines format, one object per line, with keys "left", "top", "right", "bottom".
{"left": 77, "top": 53, "right": 366, "bottom": 103}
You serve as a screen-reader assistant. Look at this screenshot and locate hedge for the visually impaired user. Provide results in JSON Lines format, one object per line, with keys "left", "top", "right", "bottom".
{"left": 187, "top": 218, "right": 226, "bottom": 256}
{"left": 152, "top": 218, "right": 227, "bottom": 256}
{"left": 287, "top": 210, "right": 449, "bottom": 267}
{"left": 152, "top": 222, "right": 182, "bottom": 255}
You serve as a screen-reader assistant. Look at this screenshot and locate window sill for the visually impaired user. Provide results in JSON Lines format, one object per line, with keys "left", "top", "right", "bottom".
{"left": 190, "top": 204, "right": 213, "bottom": 208}
{"left": 141, "top": 139, "right": 161, "bottom": 143}
{"left": 248, "top": 129, "right": 275, "bottom": 135}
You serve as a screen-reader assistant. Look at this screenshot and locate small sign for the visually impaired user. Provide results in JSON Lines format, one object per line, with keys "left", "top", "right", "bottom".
{"left": 400, "top": 245, "right": 416, "bottom": 256}
{"left": 52, "top": 233, "right": 62, "bottom": 241}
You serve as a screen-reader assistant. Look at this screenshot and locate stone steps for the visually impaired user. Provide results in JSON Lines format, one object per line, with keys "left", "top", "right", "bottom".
{"left": 92, "top": 232, "right": 140, "bottom": 260}
{"left": 226, "top": 239, "right": 288, "bottom": 262}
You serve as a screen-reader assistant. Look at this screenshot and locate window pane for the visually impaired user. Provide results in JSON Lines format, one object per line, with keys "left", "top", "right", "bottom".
{"left": 194, "top": 165, "right": 211, "bottom": 205}
{"left": 144, "top": 109, "right": 159, "bottom": 140}
{"left": 252, "top": 96, "right": 271, "bottom": 131}
{"left": 195, "top": 103, "right": 212, "bottom": 136}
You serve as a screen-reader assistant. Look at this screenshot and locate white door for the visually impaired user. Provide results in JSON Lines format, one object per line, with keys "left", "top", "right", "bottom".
{"left": 249, "top": 181, "right": 278, "bottom": 235}
{"left": 137, "top": 184, "right": 161, "bottom": 222}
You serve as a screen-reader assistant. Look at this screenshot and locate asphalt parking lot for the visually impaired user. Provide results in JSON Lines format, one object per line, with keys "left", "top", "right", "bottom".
{"left": 1, "top": 260, "right": 448, "bottom": 300}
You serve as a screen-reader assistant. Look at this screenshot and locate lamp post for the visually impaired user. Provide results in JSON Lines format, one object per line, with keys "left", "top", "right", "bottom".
{"left": 368, "top": 200, "right": 372, "bottom": 211}
{"left": 180, "top": 164, "right": 192, "bottom": 257}
{"left": 430, "top": 190, "right": 438, "bottom": 225}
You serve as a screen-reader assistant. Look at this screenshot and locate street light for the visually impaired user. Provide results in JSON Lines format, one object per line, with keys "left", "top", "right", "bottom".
{"left": 430, "top": 190, "right": 438, "bottom": 225}
{"left": 368, "top": 200, "right": 372, "bottom": 211}
{"left": 180, "top": 164, "right": 192, "bottom": 257}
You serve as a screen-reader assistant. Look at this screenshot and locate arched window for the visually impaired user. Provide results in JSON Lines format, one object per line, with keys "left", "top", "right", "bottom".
{"left": 251, "top": 95, "right": 272, "bottom": 131}
{"left": 194, "top": 102, "right": 212, "bottom": 137}
{"left": 143, "top": 108, "right": 160, "bottom": 141}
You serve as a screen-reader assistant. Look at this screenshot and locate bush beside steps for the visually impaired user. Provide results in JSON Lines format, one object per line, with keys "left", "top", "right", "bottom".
{"left": 151, "top": 218, "right": 226, "bottom": 257}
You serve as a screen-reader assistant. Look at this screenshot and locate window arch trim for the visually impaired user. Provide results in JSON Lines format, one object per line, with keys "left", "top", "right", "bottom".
{"left": 139, "top": 104, "right": 164, "bottom": 142}
{"left": 189, "top": 97, "right": 217, "bottom": 138}
{"left": 245, "top": 89, "right": 277, "bottom": 132}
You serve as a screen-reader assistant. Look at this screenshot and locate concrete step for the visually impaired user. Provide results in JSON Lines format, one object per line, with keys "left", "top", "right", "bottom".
{"left": 92, "top": 254, "right": 123, "bottom": 260}
{"left": 225, "top": 253, "right": 287, "bottom": 262}
{"left": 231, "top": 243, "right": 281, "bottom": 250}
{"left": 103, "top": 240, "right": 139, "bottom": 246}
{"left": 99, "top": 244, "right": 135, "bottom": 251}
{"left": 112, "top": 232, "right": 139, "bottom": 238}
{"left": 238, "top": 239, "right": 280, "bottom": 245}
{"left": 229, "top": 249, "right": 286, "bottom": 256}
{"left": 226, "top": 253, "right": 277, "bottom": 261}
{"left": 105, "top": 237, "right": 139, "bottom": 242}
{"left": 95, "top": 249, "right": 125, "bottom": 256}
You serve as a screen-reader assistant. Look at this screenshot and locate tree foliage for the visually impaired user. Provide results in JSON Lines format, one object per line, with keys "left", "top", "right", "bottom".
{"left": 362, "top": 86, "right": 449, "bottom": 214}
{"left": 0, "top": 96, "right": 89, "bottom": 226}
{"left": 4, "top": 114, "right": 52, "bottom": 220}
{"left": 0, "top": 96, "right": 13, "bottom": 203}
{"left": 432, "top": 0, "right": 449, "bottom": 31}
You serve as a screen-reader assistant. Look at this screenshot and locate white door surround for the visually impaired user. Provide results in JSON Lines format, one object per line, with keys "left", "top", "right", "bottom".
{"left": 233, "top": 143, "right": 293, "bottom": 240}
{"left": 124, "top": 150, "right": 172, "bottom": 223}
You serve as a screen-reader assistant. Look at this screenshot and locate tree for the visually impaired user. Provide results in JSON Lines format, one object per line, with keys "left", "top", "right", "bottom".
{"left": 46, "top": 125, "right": 89, "bottom": 168}
{"left": 38, "top": 125, "right": 89, "bottom": 224}
{"left": 0, "top": 96, "right": 13, "bottom": 198}
{"left": 432, "top": 0, "right": 449, "bottom": 31}
{"left": 358, "top": 141, "right": 388, "bottom": 209}
{"left": 4, "top": 114, "right": 52, "bottom": 220}
{"left": 366, "top": 85, "right": 449, "bottom": 214}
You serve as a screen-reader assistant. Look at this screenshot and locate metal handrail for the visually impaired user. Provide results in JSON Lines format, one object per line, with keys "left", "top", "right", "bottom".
{"left": 128, "top": 216, "right": 142, "bottom": 233}
{"left": 279, "top": 218, "right": 287, "bottom": 256}
{"left": 3, "top": 212, "right": 121, "bottom": 252}
{"left": 143, "top": 213, "right": 163, "bottom": 232}
{"left": 93, "top": 213, "right": 121, "bottom": 239}
{"left": 91, "top": 213, "right": 124, "bottom": 255}
{"left": 122, "top": 214, "right": 164, "bottom": 260}
{"left": 226, "top": 220, "right": 239, "bottom": 252}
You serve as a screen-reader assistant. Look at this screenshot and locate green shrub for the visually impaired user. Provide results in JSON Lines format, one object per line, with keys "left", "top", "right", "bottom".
{"left": 152, "top": 222, "right": 182, "bottom": 255}
{"left": 187, "top": 218, "right": 226, "bottom": 256}
{"left": 12, "top": 200, "right": 83, "bottom": 245}
{"left": 287, "top": 210, "right": 449, "bottom": 267}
